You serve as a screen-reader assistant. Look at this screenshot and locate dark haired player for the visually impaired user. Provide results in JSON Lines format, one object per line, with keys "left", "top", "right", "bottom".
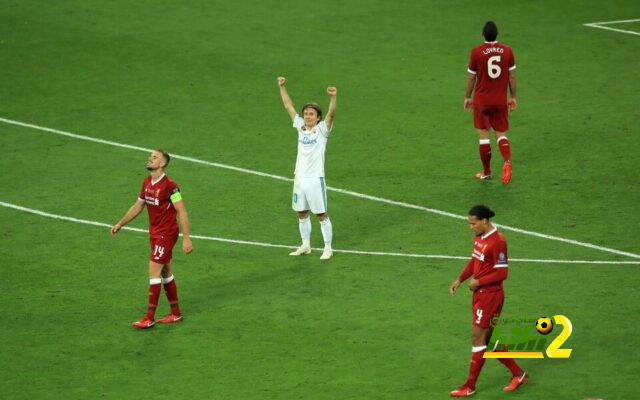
{"left": 449, "top": 205, "right": 527, "bottom": 397}
{"left": 111, "top": 150, "right": 193, "bottom": 329}
{"left": 277, "top": 76, "right": 337, "bottom": 260}
{"left": 464, "top": 21, "right": 517, "bottom": 184}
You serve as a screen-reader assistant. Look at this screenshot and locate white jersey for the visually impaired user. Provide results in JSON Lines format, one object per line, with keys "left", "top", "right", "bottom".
{"left": 293, "top": 114, "right": 331, "bottom": 178}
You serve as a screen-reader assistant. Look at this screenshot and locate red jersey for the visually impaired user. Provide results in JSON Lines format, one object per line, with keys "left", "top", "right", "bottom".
{"left": 138, "top": 174, "right": 180, "bottom": 237}
{"left": 468, "top": 41, "right": 516, "bottom": 106}
{"left": 459, "top": 227, "right": 509, "bottom": 291}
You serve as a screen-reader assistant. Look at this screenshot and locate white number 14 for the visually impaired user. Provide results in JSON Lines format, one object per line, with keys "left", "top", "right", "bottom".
{"left": 153, "top": 245, "right": 165, "bottom": 260}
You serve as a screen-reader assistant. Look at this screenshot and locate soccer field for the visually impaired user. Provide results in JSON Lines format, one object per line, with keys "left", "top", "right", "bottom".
{"left": 1, "top": 1, "right": 639, "bottom": 399}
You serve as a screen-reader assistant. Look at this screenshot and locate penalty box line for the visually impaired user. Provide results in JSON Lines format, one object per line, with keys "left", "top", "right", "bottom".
{"left": 584, "top": 18, "right": 640, "bottom": 36}
{"left": 0, "top": 116, "right": 639, "bottom": 260}
{"left": 1, "top": 200, "right": 639, "bottom": 265}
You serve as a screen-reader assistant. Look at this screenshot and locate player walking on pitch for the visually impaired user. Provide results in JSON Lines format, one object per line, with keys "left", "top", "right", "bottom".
{"left": 277, "top": 76, "right": 337, "bottom": 260}
{"left": 449, "top": 205, "right": 527, "bottom": 396}
{"left": 111, "top": 150, "right": 193, "bottom": 329}
{"left": 465, "top": 21, "right": 517, "bottom": 184}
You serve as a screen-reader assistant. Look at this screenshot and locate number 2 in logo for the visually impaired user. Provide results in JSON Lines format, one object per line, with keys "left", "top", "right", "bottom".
{"left": 546, "top": 315, "right": 573, "bottom": 358}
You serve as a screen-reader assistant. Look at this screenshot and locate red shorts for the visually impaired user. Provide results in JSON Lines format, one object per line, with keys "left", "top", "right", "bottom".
{"left": 471, "top": 289, "right": 504, "bottom": 329}
{"left": 149, "top": 232, "right": 179, "bottom": 264}
{"left": 473, "top": 104, "right": 509, "bottom": 132}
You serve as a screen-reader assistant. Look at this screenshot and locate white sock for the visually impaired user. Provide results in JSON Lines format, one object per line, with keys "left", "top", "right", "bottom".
{"left": 319, "top": 218, "right": 332, "bottom": 248}
{"left": 298, "top": 217, "right": 311, "bottom": 245}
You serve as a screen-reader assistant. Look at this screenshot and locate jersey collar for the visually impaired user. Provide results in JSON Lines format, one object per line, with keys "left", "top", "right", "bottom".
{"left": 481, "top": 227, "right": 498, "bottom": 240}
{"left": 151, "top": 173, "right": 165, "bottom": 186}
{"left": 302, "top": 124, "right": 319, "bottom": 133}
{"left": 484, "top": 40, "right": 499, "bottom": 44}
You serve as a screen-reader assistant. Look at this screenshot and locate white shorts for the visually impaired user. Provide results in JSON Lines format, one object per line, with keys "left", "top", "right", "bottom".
{"left": 292, "top": 176, "right": 328, "bottom": 214}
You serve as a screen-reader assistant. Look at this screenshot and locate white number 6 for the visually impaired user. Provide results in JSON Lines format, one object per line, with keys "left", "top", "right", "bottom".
{"left": 488, "top": 56, "right": 501, "bottom": 78}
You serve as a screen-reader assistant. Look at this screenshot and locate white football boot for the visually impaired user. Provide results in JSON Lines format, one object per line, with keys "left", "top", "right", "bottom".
{"left": 289, "top": 242, "right": 311, "bottom": 256}
{"left": 320, "top": 247, "right": 333, "bottom": 260}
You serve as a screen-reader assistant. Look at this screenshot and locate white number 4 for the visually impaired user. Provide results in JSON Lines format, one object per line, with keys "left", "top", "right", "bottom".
{"left": 487, "top": 56, "right": 501, "bottom": 78}
{"left": 153, "top": 245, "right": 165, "bottom": 260}
{"left": 475, "top": 309, "right": 483, "bottom": 324}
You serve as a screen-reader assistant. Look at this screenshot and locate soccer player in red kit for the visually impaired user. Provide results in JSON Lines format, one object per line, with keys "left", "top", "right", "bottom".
{"left": 111, "top": 150, "right": 193, "bottom": 329}
{"left": 464, "top": 21, "right": 517, "bottom": 185}
{"left": 449, "top": 205, "right": 527, "bottom": 397}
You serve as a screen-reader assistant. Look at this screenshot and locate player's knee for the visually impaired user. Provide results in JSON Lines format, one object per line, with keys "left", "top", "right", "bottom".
{"left": 476, "top": 129, "right": 490, "bottom": 139}
{"left": 316, "top": 213, "right": 327, "bottom": 221}
{"left": 471, "top": 330, "right": 486, "bottom": 346}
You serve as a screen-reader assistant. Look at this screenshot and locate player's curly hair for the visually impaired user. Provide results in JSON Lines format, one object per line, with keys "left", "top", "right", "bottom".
{"left": 301, "top": 103, "right": 323, "bottom": 121}
{"left": 469, "top": 204, "right": 495, "bottom": 220}
{"left": 483, "top": 21, "right": 498, "bottom": 42}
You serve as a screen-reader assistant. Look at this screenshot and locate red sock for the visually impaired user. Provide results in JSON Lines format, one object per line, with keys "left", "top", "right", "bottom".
{"left": 163, "top": 275, "right": 181, "bottom": 316}
{"left": 146, "top": 280, "right": 162, "bottom": 320}
{"left": 494, "top": 347, "right": 523, "bottom": 376}
{"left": 498, "top": 137, "right": 511, "bottom": 163}
{"left": 479, "top": 141, "right": 492, "bottom": 175}
{"left": 465, "top": 347, "right": 487, "bottom": 389}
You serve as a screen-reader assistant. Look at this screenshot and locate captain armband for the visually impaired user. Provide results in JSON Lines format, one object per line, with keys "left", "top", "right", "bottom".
{"left": 170, "top": 191, "right": 183, "bottom": 203}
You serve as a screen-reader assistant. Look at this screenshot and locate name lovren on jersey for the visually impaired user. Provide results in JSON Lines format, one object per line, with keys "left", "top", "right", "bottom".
{"left": 482, "top": 46, "right": 505, "bottom": 55}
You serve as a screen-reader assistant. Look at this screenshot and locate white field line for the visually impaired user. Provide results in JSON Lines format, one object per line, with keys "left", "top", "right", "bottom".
{"left": 585, "top": 18, "right": 640, "bottom": 25}
{"left": 2, "top": 201, "right": 639, "bottom": 265}
{"left": 584, "top": 18, "right": 640, "bottom": 36}
{"left": 1, "top": 116, "right": 639, "bottom": 260}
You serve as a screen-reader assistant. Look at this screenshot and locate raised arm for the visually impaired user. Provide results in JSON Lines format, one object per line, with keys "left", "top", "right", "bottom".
{"left": 325, "top": 86, "right": 337, "bottom": 129}
{"left": 508, "top": 69, "right": 517, "bottom": 111}
{"left": 464, "top": 73, "right": 476, "bottom": 112}
{"left": 111, "top": 199, "right": 145, "bottom": 235}
{"left": 173, "top": 200, "right": 193, "bottom": 254}
{"left": 277, "top": 76, "right": 297, "bottom": 121}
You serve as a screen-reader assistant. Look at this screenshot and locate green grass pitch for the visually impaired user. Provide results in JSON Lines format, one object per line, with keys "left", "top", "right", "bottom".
{"left": 1, "top": 1, "right": 639, "bottom": 398}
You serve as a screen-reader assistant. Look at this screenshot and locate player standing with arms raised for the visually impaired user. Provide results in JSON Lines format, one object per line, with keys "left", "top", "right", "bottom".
{"left": 449, "top": 205, "right": 527, "bottom": 397}
{"left": 464, "top": 21, "right": 517, "bottom": 185}
{"left": 111, "top": 150, "right": 193, "bottom": 329}
{"left": 277, "top": 76, "right": 337, "bottom": 260}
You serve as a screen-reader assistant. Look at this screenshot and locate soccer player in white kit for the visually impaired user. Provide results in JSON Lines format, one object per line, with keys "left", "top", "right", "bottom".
{"left": 277, "top": 76, "right": 337, "bottom": 260}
